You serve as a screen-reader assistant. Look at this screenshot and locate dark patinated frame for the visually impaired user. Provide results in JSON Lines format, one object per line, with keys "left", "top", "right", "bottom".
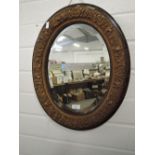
{"left": 32, "top": 3, "right": 130, "bottom": 130}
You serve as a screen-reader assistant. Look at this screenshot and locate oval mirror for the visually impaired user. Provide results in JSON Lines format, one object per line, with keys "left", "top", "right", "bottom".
{"left": 48, "top": 24, "right": 110, "bottom": 114}
{"left": 32, "top": 4, "right": 130, "bottom": 130}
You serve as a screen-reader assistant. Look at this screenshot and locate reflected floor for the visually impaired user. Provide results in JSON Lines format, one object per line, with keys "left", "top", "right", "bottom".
{"left": 66, "top": 98, "right": 96, "bottom": 110}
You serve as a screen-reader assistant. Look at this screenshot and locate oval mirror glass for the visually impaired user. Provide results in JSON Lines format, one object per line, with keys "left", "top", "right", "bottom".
{"left": 48, "top": 23, "right": 111, "bottom": 114}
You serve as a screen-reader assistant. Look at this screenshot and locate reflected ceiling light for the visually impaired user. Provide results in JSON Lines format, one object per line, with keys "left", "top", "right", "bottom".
{"left": 53, "top": 44, "right": 63, "bottom": 52}
{"left": 57, "top": 36, "right": 66, "bottom": 42}
{"left": 55, "top": 48, "right": 62, "bottom": 52}
{"left": 84, "top": 47, "right": 89, "bottom": 50}
{"left": 73, "top": 43, "right": 80, "bottom": 47}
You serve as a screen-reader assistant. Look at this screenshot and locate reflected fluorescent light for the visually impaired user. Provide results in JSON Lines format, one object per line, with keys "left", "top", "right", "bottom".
{"left": 53, "top": 44, "right": 63, "bottom": 52}
{"left": 73, "top": 43, "right": 80, "bottom": 48}
{"left": 57, "top": 36, "right": 66, "bottom": 42}
{"left": 84, "top": 47, "right": 89, "bottom": 50}
{"left": 55, "top": 48, "right": 62, "bottom": 52}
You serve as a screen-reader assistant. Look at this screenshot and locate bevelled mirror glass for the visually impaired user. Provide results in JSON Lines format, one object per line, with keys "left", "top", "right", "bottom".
{"left": 48, "top": 24, "right": 110, "bottom": 114}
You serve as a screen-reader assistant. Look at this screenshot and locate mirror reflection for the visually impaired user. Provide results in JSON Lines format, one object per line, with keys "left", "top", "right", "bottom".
{"left": 48, "top": 24, "right": 110, "bottom": 114}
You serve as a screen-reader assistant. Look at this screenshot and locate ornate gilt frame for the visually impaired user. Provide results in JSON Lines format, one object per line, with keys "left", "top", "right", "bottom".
{"left": 32, "top": 4, "right": 130, "bottom": 130}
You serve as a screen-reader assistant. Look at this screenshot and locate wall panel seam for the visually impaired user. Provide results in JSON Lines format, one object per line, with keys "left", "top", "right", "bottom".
{"left": 19, "top": 92, "right": 135, "bottom": 103}
{"left": 19, "top": 112, "right": 135, "bottom": 127}
{"left": 19, "top": 40, "right": 135, "bottom": 50}
{"left": 20, "top": 0, "right": 51, "bottom": 4}
{"left": 20, "top": 12, "right": 135, "bottom": 26}
{"left": 20, "top": 133, "right": 135, "bottom": 153}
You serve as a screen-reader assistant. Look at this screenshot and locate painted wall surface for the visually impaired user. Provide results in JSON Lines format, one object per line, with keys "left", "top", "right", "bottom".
{"left": 19, "top": 0, "right": 135, "bottom": 155}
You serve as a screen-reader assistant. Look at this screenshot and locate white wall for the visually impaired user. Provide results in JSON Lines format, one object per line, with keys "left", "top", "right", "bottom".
{"left": 19, "top": 0, "right": 135, "bottom": 155}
